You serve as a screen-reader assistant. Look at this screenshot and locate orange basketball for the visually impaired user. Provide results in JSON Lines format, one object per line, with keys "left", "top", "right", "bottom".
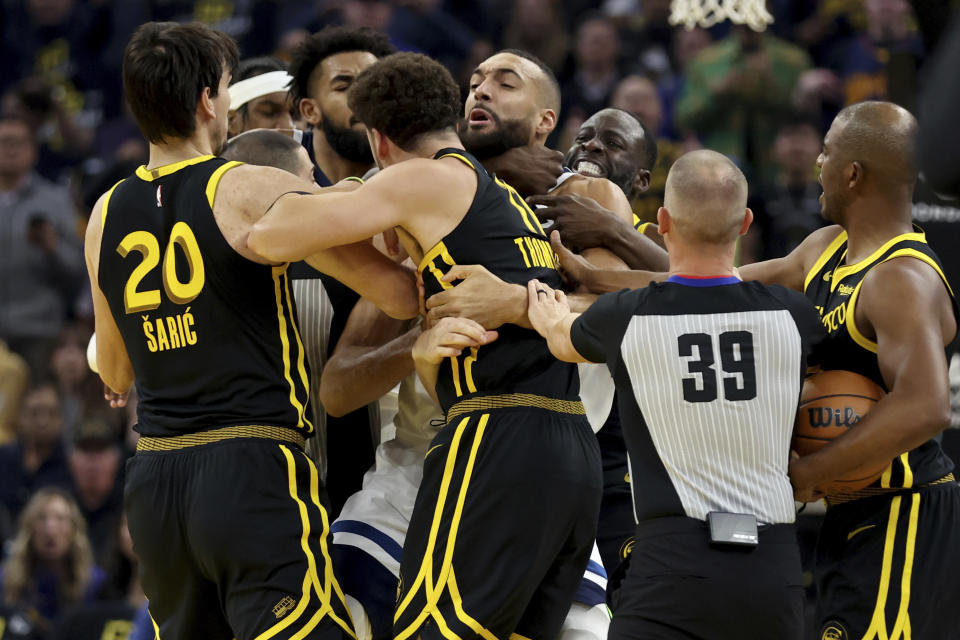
{"left": 793, "top": 370, "right": 889, "bottom": 492}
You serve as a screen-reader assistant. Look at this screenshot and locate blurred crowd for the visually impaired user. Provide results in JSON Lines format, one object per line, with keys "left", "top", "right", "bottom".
{"left": 1, "top": 0, "right": 959, "bottom": 637}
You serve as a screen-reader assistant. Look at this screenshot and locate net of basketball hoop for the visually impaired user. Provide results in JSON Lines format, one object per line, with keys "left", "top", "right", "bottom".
{"left": 669, "top": 0, "right": 774, "bottom": 32}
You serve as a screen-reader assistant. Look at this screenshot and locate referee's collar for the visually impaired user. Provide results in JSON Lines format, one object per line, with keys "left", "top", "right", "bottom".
{"left": 666, "top": 274, "right": 741, "bottom": 287}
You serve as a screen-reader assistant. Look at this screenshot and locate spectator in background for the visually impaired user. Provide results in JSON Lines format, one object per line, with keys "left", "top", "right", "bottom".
{"left": 50, "top": 325, "right": 108, "bottom": 444}
{"left": 0, "top": 116, "right": 84, "bottom": 377}
{"left": 50, "top": 515, "right": 142, "bottom": 640}
{"left": 67, "top": 418, "right": 124, "bottom": 565}
{"left": 226, "top": 57, "right": 295, "bottom": 138}
{"left": 675, "top": 25, "right": 810, "bottom": 183}
{"left": 1, "top": 488, "right": 104, "bottom": 633}
{"left": 658, "top": 26, "right": 712, "bottom": 141}
{"left": 618, "top": 0, "right": 674, "bottom": 81}
{"left": 557, "top": 14, "right": 623, "bottom": 148}
{"left": 610, "top": 75, "right": 686, "bottom": 223}
{"left": 743, "top": 114, "right": 826, "bottom": 262}
{"left": 0, "top": 384, "right": 73, "bottom": 532}
{"left": 503, "top": 0, "right": 570, "bottom": 72}
{"left": 839, "top": 0, "right": 922, "bottom": 107}
{"left": 0, "top": 341, "right": 29, "bottom": 446}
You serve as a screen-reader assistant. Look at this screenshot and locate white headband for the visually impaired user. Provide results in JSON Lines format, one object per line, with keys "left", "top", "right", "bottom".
{"left": 229, "top": 71, "right": 293, "bottom": 110}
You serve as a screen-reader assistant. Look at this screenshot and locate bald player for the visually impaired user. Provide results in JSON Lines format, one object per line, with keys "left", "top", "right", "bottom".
{"left": 527, "top": 149, "right": 823, "bottom": 640}
{"left": 557, "top": 102, "right": 960, "bottom": 640}
{"left": 221, "top": 129, "right": 315, "bottom": 182}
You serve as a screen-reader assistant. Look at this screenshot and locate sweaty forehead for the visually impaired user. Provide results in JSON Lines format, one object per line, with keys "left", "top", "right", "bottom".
{"left": 583, "top": 110, "right": 641, "bottom": 140}
{"left": 317, "top": 51, "right": 379, "bottom": 84}
{"left": 474, "top": 53, "right": 540, "bottom": 83}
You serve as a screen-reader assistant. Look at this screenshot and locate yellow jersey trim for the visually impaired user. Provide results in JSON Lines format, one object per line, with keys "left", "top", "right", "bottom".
{"left": 636, "top": 222, "right": 652, "bottom": 235}
{"left": 446, "top": 392, "right": 586, "bottom": 423}
{"left": 135, "top": 155, "right": 216, "bottom": 182}
{"left": 205, "top": 160, "right": 243, "bottom": 209}
{"left": 100, "top": 179, "right": 124, "bottom": 229}
{"left": 283, "top": 271, "right": 315, "bottom": 434}
{"left": 437, "top": 152, "right": 476, "bottom": 169}
{"left": 418, "top": 240, "right": 456, "bottom": 290}
{"left": 803, "top": 229, "right": 848, "bottom": 292}
{"left": 830, "top": 230, "right": 927, "bottom": 291}
{"left": 890, "top": 493, "right": 920, "bottom": 640}
{"left": 273, "top": 267, "right": 308, "bottom": 430}
{"left": 844, "top": 247, "right": 953, "bottom": 355}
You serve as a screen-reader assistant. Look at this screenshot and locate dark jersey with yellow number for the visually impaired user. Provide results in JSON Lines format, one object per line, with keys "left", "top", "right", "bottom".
{"left": 97, "top": 156, "right": 314, "bottom": 438}
{"left": 803, "top": 227, "right": 959, "bottom": 488}
{"left": 420, "top": 149, "right": 580, "bottom": 412}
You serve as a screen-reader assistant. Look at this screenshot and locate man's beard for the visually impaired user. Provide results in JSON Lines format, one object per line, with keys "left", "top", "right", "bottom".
{"left": 459, "top": 112, "right": 534, "bottom": 160}
{"left": 321, "top": 116, "right": 374, "bottom": 164}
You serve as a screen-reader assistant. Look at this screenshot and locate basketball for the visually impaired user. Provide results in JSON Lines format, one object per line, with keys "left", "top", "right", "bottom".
{"left": 793, "top": 370, "right": 889, "bottom": 492}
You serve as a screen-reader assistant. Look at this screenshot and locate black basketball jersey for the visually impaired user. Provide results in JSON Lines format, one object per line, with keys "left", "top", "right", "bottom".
{"left": 97, "top": 156, "right": 314, "bottom": 437}
{"left": 419, "top": 149, "right": 580, "bottom": 412}
{"left": 571, "top": 277, "right": 824, "bottom": 524}
{"left": 804, "top": 227, "right": 959, "bottom": 488}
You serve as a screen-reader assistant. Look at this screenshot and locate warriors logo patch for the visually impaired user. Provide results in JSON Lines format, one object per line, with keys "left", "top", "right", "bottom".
{"left": 821, "top": 621, "right": 847, "bottom": 640}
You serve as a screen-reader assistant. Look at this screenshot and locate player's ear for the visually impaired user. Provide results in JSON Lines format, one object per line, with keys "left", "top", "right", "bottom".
{"left": 374, "top": 129, "right": 391, "bottom": 162}
{"left": 656, "top": 206, "right": 670, "bottom": 233}
{"left": 739, "top": 207, "right": 754, "bottom": 236}
{"left": 299, "top": 97, "right": 321, "bottom": 126}
{"left": 633, "top": 169, "right": 651, "bottom": 195}
{"left": 847, "top": 161, "right": 863, "bottom": 190}
{"left": 198, "top": 86, "right": 216, "bottom": 120}
{"left": 535, "top": 108, "right": 557, "bottom": 138}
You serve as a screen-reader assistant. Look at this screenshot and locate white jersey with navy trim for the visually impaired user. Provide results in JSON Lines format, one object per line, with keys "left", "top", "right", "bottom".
{"left": 571, "top": 276, "right": 825, "bottom": 525}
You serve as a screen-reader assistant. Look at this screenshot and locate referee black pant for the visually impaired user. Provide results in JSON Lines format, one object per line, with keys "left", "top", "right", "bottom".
{"left": 609, "top": 516, "right": 803, "bottom": 640}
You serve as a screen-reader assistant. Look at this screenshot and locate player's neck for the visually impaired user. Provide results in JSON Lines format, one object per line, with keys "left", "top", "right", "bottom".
{"left": 842, "top": 200, "right": 915, "bottom": 263}
{"left": 414, "top": 132, "right": 464, "bottom": 159}
{"left": 146, "top": 137, "right": 215, "bottom": 169}
{"left": 312, "top": 134, "right": 371, "bottom": 183}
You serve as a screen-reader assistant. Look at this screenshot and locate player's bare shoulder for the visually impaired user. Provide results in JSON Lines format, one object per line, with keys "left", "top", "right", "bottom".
{"left": 552, "top": 174, "right": 633, "bottom": 220}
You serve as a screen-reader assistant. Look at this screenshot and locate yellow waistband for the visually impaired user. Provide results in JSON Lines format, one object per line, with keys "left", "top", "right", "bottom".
{"left": 446, "top": 393, "right": 586, "bottom": 423}
{"left": 136, "top": 424, "right": 306, "bottom": 452}
{"left": 824, "top": 473, "right": 955, "bottom": 508}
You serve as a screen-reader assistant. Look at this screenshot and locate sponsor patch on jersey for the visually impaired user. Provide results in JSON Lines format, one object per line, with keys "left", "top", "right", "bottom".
{"left": 821, "top": 621, "right": 847, "bottom": 640}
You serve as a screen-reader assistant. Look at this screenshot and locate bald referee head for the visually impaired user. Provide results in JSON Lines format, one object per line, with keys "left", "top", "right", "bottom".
{"left": 658, "top": 149, "right": 752, "bottom": 262}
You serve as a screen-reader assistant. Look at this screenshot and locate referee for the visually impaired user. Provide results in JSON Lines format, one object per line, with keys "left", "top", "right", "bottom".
{"left": 528, "top": 149, "right": 823, "bottom": 639}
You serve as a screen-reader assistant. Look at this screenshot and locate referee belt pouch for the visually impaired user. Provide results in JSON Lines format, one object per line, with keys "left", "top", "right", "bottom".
{"left": 706, "top": 512, "right": 759, "bottom": 548}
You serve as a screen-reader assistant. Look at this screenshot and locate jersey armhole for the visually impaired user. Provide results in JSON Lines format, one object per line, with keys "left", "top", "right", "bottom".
{"left": 845, "top": 248, "right": 955, "bottom": 354}
{"left": 802, "top": 230, "right": 848, "bottom": 292}
{"left": 99, "top": 179, "right": 125, "bottom": 228}
{"left": 205, "top": 161, "right": 243, "bottom": 209}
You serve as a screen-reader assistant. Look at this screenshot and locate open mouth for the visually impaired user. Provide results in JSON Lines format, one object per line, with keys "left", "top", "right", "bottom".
{"left": 575, "top": 159, "right": 606, "bottom": 178}
{"left": 468, "top": 108, "right": 494, "bottom": 127}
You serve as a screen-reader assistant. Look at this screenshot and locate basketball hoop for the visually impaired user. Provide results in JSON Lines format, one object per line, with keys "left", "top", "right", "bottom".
{"left": 669, "top": 0, "right": 774, "bottom": 32}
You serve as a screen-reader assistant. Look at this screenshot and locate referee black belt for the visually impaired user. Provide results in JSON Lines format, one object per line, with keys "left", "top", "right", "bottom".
{"left": 824, "top": 473, "right": 956, "bottom": 508}
{"left": 445, "top": 392, "right": 586, "bottom": 423}
{"left": 633, "top": 515, "right": 797, "bottom": 545}
{"left": 136, "top": 425, "right": 306, "bottom": 452}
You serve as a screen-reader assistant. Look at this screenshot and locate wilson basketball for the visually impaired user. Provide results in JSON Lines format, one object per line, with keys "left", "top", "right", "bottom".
{"left": 793, "top": 370, "right": 889, "bottom": 492}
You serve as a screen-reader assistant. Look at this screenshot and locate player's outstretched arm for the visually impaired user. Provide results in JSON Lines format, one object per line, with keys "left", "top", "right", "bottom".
{"left": 412, "top": 317, "right": 498, "bottom": 407}
{"left": 319, "top": 298, "right": 419, "bottom": 417}
{"left": 304, "top": 244, "right": 419, "bottom": 319}
{"left": 424, "top": 264, "right": 597, "bottom": 329}
{"left": 738, "top": 225, "right": 844, "bottom": 290}
{"left": 85, "top": 194, "right": 134, "bottom": 396}
{"left": 526, "top": 280, "right": 587, "bottom": 363}
{"left": 247, "top": 161, "right": 432, "bottom": 262}
{"left": 789, "top": 258, "right": 956, "bottom": 500}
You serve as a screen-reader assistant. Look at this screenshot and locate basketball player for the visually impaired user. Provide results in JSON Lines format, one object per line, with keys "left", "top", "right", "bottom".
{"left": 86, "top": 22, "right": 418, "bottom": 638}
{"left": 557, "top": 101, "right": 960, "bottom": 640}
{"left": 286, "top": 26, "right": 397, "bottom": 512}
{"left": 248, "top": 52, "right": 602, "bottom": 640}
{"left": 222, "top": 129, "right": 316, "bottom": 182}
{"left": 227, "top": 57, "right": 294, "bottom": 137}
{"left": 427, "top": 105, "right": 667, "bottom": 578}
{"left": 527, "top": 149, "right": 819, "bottom": 639}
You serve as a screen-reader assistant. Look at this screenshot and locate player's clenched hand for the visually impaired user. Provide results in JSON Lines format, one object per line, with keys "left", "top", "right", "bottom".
{"left": 425, "top": 265, "right": 522, "bottom": 329}
{"left": 412, "top": 317, "right": 498, "bottom": 365}
{"left": 527, "top": 193, "right": 624, "bottom": 251}
{"left": 526, "top": 279, "right": 570, "bottom": 337}
{"left": 482, "top": 145, "right": 564, "bottom": 197}
{"left": 789, "top": 453, "right": 825, "bottom": 503}
{"left": 550, "top": 230, "right": 596, "bottom": 289}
